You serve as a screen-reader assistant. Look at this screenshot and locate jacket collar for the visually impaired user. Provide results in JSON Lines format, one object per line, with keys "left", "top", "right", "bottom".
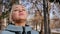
{"left": 5, "top": 24, "right": 32, "bottom": 32}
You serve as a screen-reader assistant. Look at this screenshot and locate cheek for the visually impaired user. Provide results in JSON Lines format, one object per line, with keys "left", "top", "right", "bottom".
{"left": 12, "top": 12, "right": 19, "bottom": 18}
{"left": 13, "top": 12, "right": 18, "bottom": 15}
{"left": 12, "top": 13, "right": 19, "bottom": 20}
{"left": 24, "top": 12, "right": 28, "bottom": 17}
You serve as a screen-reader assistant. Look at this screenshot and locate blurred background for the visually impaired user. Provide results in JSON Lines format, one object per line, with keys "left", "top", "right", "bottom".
{"left": 0, "top": 0, "right": 60, "bottom": 34}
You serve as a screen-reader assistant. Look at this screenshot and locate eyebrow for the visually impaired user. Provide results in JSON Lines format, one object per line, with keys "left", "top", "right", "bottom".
{"left": 13, "top": 6, "right": 25, "bottom": 9}
{"left": 12, "top": 5, "right": 26, "bottom": 9}
{"left": 14, "top": 6, "right": 19, "bottom": 8}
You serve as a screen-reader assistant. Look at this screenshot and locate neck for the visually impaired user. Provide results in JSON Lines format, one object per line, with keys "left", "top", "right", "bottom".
{"left": 14, "top": 20, "right": 26, "bottom": 26}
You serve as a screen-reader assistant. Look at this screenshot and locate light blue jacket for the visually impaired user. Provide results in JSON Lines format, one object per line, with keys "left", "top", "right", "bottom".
{"left": 1, "top": 25, "right": 39, "bottom": 34}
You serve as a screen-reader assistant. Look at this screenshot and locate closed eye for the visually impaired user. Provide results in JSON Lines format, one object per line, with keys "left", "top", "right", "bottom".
{"left": 22, "top": 9, "right": 26, "bottom": 11}
{"left": 14, "top": 10, "right": 18, "bottom": 12}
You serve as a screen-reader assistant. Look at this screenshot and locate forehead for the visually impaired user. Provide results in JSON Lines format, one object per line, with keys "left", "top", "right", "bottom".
{"left": 12, "top": 4, "right": 25, "bottom": 9}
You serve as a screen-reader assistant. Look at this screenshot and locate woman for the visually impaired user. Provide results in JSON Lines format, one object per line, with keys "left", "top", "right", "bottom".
{"left": 1, "top": 4, "right": 39, "bottom": 34}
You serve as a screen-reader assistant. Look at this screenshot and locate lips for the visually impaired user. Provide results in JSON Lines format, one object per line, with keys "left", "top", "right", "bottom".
{"left": 19, "top": 13, "right": 24, "bottom": 16}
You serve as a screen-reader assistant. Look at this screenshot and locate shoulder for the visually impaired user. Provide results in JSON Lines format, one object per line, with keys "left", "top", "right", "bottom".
{"left": 31, "top": 30, "right": 39, "bottom": 34}
{"left": 1, "top": 31, "right": 15, "bottom": 34}
{"left": 25, "top": 25, "right": 39, "bottom": 34}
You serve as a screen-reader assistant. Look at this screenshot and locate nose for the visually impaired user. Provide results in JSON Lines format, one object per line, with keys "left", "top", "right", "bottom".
{"left": 19, "top": 10, "right": 23, "bottom": 12}
{"left": 19, "top": 10, "right": 22, "bottom": 12}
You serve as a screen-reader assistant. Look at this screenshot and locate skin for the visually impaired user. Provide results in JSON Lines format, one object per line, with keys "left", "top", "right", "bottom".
{"left": 11, "top": 4, "right": 28, "bottom": 26}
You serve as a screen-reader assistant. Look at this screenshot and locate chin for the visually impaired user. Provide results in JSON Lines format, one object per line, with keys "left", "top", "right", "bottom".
{"left": 18, "top": 18, "right": 26, "bottom": 20}
{"left": 20, "top": 18, "right": 26, "bottom": 20}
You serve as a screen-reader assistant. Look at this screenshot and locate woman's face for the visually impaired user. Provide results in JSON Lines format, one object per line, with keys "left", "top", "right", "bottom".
{"left": 11, "top": 5, "right": 28, "bottom": 21}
